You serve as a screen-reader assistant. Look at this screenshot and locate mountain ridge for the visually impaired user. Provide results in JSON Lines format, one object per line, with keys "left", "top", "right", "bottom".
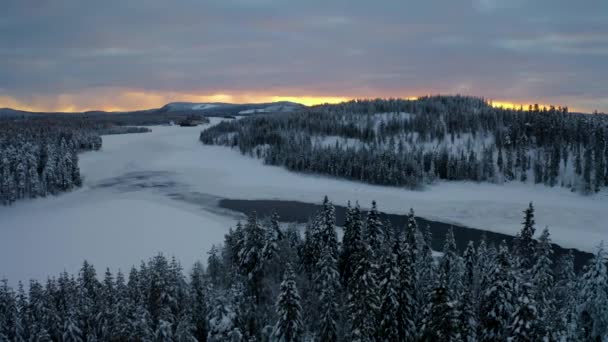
{"left": 0, "top": 101, "right": 306, "bottom": 116}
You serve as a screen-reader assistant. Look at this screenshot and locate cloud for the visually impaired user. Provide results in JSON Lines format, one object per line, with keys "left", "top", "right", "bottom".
{"left": 0, "top": 0, "right": 607, "bottom": 112}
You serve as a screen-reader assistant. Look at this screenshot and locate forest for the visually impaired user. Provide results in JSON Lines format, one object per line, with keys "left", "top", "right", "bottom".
{"left": 200, "top": 96, "right": 608, "bottom": 193}
{"left": 0, "top": 109, "right": 202, "bottom": 206}
{"left": 0, "top": 119, "right": 102, "bottom": 205}
{"left": 0, "top": 198, "right": 606, "bottom": 341}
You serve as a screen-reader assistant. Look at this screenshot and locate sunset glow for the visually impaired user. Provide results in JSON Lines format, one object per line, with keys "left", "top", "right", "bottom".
{"left": 0, "top": 92, "right": 578, "bottom": 113}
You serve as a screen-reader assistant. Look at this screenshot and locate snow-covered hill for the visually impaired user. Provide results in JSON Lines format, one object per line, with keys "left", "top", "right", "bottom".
{"left": 161, "top": 101, "right": 304, "bottom": 114}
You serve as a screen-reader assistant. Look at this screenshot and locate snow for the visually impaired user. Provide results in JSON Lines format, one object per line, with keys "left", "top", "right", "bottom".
{"left": 192, "top": 103, "right": 220, "bottom": 110}
{"left": 1, "top": 118, "right": 606, "bottom": 284}
{"left": 164, "top": 102, "right": 225, "bottom": 111}
{"left": 0, "top": 190, "right": 233, "bottom": 285}
{"left": 238, "top": 103, "right": 300, "bottom": 114}
{"left": 313, "top": 135, "right": 363, "bottom": 149}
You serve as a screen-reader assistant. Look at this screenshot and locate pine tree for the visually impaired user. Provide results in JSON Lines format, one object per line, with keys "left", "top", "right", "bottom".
{"left": 508, "top": 281, "right": 540, "bottom": 341}
{"left": 207, "top": 290, "right": 242, "bottom": 342}
{"left": 339, "top": 202, "right": 362, "bottom": 289}
{"left": 273, "top": 264, "right": 303, "bottom": 342}
{"left": 190, "top": 261, "right": 208, "bottom": 341}
{"left": 479, "top": 241, "right": 515, "bottom": 341}
{"left": 377, "top": 239, "right": 401, "bottom": 341}
{"left": 531, "top": 227, "right": 554, "bottom": 339}
{"left": 554, "top": 251, "right": 578, "bottom": 340}
{"left": 174, "top": 314, "right": 197, "bottom": 342}
{"left": 459, "top": 241, "right": 478, "bottom": 342}
{"left": 240, "top": 212, "right": 266, "bottom": 300}
{"left": 315, "top": 247, "right": 340, "bottom": 342}
{"left": 262, "top": 210, "right": 283, "bottom": 262}
{"left": 364, "top": 200, "right": 384, "bottom": 259}
{"left": 440, "top": 227, "right": 463, "bottom": 299}
{"left": 577, "top": 242, "right": 608, "bottom": 341}
{"left": 62, "top": 306, "right": 83, "bottom": 342}
{"left": 515, "top": 203, "right": 536, "bottom": 269}
{"left": 421, "top": 271, "right": 461, "bottom": 341}
{"left": 348, "top": 237, "right": 380, "bottom": 342}
{"left": 417, "top": 224, "right": 436, "bottom": 308}
{"left": 319, "top": 196, "right": 339, "bottom": 260}
{"left": 397, "top": 211, "right": 418, "bottom": 341}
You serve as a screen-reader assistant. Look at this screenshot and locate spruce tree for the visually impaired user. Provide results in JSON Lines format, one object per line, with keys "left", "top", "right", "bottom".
{"left": 273, "top": 264, "right": 303, "bottom": 342}
{"left": 348, "top": 238, "right": 380, "bottom": 342}
{"left": 421, "top": 271, "right": 461, "bottom": 341}
{"left": 315, "top": 246, "right": 340, "bottom": 342}
{"left": 190, "top": 261, "right": 208, "bottom": 341}
{"left": 577, "top": 242, "right": 608, "bottom": 341}
{"left": 508, "top": 281, "right": 540, "bottom": 341}
{"left": 364, "top": 200, "right": 384, "bottom": 259}
{"left": 377, "top": 239, "right": 401, "bottom": 341}
{"left": 339, "top": 202, "right": 357, "bottom": 287}
{"left": 479, "top": 241, "right": 516, "bottom": 341}
{"left": 516, "top": 203, "right": 536, "bottom": 269}
{"left": 459, "top": 241, "right": 478, "bottom": 342}
{"left": 531, "top": 227, "right": 554, "bottom": 338}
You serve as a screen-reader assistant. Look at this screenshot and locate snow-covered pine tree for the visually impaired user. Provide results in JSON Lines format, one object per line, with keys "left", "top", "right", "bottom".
{"left": 577, "top": 242, "right": 608, "bottom": 341}
{"left": 340, "top": 202, "right": 363, "bottom": 291}
{"left": 377, "top": 238, "right": 401, "bottom": 341}
{"left": 397, "top": 211, "right": 418, "bottom": 341}
{"left": 0, "top": 279, "right": 18, "bottom": 340}
{"left": 262, "top": 210, "right": 283, "bottom": 263}
{"left": 240, "top": 212, "right": 267, "bottom": 299}
{"left": 99, "top": 268, "right": 117, "bottom": 340}
{"left": 479, "top": 241, "right": 516, "bottom": 341}
{"left": 273, "top": 264, "right": 303, "bottom": 342}
{"left": 515, "top": 203, "right": 536, "bottom": 270}
{"left": 190, "top": 261, "right": 208, "bottom": 341}
{"left": 508, "top": 281, "right": 540, "bottom": 341}
{"left": 348, "top": 236, "right": 380, "bottom": 342}
{"left": 459, "top": 241, "right": 478, "bottom": 342}
{"left": 440, "top": 227, "right": 463, "bottom": 299}
{"left": 421, "top": 271, "right": 461, "bottom": 341}
{"left": 62, "top": 305, "right": 83, "bottom": 342}
{"left": 554, "top": 251, "right": 578, "bottom": 340}
{"left": 207, "top": 288, "right": 242, "bottom": 342}
{"left": 315, "top": 246, "right": 340, "bottom": 341}
{"left": 531, "top": 227, "right": 555, "bottom": 339}
{"left": 207, "top": 245, "right": 223, "bottom": 287}
{"left": 364, "top": 200, "right": 384, "bottom": 259}
{"left": 112, "top": 270, "right": 131, "bottom": 340}
{"left": 416, "top": 224, "right": 436, "bottom": 303}
{"left": 319, "top": 196, "right": 339, "bottom": 261}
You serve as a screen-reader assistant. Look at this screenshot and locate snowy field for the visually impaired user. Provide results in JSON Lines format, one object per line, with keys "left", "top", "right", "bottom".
{"left": 1, "top": 118, "right": 607, "bottom": 284}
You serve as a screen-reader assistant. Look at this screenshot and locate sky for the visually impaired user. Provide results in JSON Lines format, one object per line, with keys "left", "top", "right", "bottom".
{"left": 1, "top": 0, "right": 607, "bottom": 113}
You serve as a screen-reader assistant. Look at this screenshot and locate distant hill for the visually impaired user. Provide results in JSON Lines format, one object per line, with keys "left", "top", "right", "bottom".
{"left": 0, "top": 108, "right": 41, "bottom": 118}
{"left": 159, "top": 101, "right": 304, "bottom": 115}
{"left": 0, "top": 101, "right": 306, "bottom": 118}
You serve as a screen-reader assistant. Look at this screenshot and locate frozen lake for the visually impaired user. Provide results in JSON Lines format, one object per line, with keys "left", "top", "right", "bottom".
{"left": 0, "top": 118, "right": 605, "bottom": 284}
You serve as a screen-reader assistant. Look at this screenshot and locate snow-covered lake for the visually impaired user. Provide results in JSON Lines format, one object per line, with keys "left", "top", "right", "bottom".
{"left": 1, "top": 118, "right": 606, "bottom": 284}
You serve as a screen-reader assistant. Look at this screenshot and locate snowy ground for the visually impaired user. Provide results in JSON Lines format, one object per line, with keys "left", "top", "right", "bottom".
{"left": 1, "top": 118, "right": 606, "bottom": 284}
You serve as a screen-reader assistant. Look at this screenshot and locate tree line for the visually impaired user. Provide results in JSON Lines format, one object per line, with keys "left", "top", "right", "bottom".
{"left": 1, "top": 198, "right": 606, "bottom": 341}
{"left": 200, "top": 96, "right": 608, "bottom": 193}
{"left": 0, "top": 120, "right": 102, "bottom": 205}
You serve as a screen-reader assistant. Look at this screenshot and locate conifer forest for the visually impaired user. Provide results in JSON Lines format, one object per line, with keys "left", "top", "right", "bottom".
{"left": 1, "top": 198, "right": 607, "bottom": 341}
{"left": 201, "top": 96, "right": 608, "bottom": 194}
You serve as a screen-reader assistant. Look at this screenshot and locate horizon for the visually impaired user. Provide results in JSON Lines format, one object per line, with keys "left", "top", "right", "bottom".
{"left": 0, "top": 93, "right": 589, "bottom": 114}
